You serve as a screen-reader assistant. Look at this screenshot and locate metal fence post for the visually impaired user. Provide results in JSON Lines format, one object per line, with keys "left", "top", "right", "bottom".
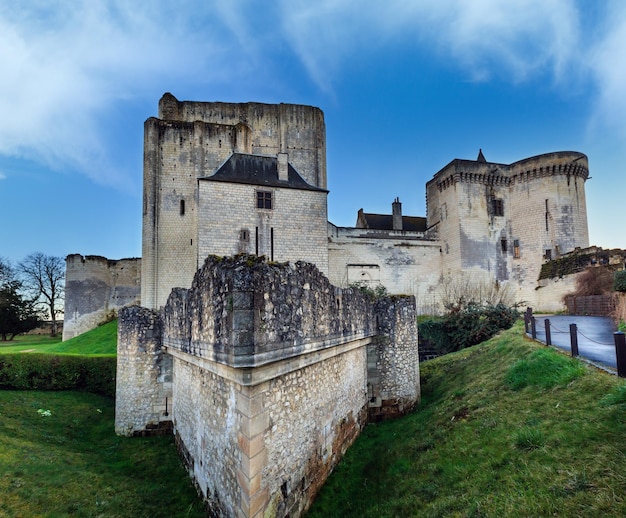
{"left": 570, "top": 323, "right": 579, "bottom": 357}
{"left": 531, "top": 317, "right": 537, "bottom": 340}
{"left": 544, "top": 319, "right": 551, "bottom": 346}
{"left": 615, "top": 332, "right": 626, "bottom": 378}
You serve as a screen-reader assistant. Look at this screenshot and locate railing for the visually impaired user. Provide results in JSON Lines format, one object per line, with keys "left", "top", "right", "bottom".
{"left": 524, "top": 307, "right": 626, "bottom": 378}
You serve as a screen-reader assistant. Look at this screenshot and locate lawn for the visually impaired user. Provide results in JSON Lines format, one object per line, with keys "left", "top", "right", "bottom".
{"left": 307, "top": 322, "right": 626, "bottom": 517}
{"left": 0, "top": 319, "right": 117, "bottom": 355}
{"left": 0, "top": 390, "right": 205, "bottom": 517}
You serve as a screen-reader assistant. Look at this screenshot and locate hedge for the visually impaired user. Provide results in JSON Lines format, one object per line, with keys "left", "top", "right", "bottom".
{"left": 0, "top": 354, "right": 116, "bottom": 397}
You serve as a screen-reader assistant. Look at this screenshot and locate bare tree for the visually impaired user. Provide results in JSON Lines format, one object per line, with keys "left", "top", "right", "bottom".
{"left": 0, "top": 257, "right": 15, "bottom": 286}
{"left": 19, "top": 253, "right": 65, "bottom": 337}
{"left": 438, "top": 273, "right": 519, "bottom": 310}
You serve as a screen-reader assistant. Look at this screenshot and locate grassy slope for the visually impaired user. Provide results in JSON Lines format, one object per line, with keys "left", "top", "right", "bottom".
{"left": 0, "top": 320, "right": 117, "bottom": 355}
{"left": 308, "top": 322, "right": 626, "bottom": 517}
{"left": 0, "top": 390, "right": 205, "bottom": 517}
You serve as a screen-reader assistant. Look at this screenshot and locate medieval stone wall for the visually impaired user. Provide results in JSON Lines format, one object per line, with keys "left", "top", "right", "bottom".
{"left": 116, "top": 256, "right": 420, "bottom": 517}
{"left": 425, "top": 152, "right": 589, "bottom": 310}
{"left": 158, "top": 94, "right": 327, "bottom": 189}
{"left": 142, "top": 94, "right": 328, "bottom": 309}
{"left": 327, "top": 223, "right": 442, "bottom": 314}
{"left": 369, "top": 297, "right": 421, "bottom": 420}
{"left": 115, "top": 305, "right": 172, "bottom": 436}
{"left": 198, "top": 183, "right": 329, "bottom": 277}
{"left": 63, "top": 254, "right": 140, "bottom": 340}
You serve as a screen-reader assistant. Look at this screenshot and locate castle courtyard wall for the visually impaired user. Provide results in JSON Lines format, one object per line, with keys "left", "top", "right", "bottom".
{"left": 327, "top": 224, "right": 442, "bottom": 314}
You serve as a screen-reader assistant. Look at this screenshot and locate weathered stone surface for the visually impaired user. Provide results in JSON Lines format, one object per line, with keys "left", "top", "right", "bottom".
{"left": 63, "top": 254, "right": 141, "bottom": 340}
{"left": 163, "top": 255, "right": 375, "bottom": 367}
{"left": 116, "top": 256, "right": 419, "bottom": 517}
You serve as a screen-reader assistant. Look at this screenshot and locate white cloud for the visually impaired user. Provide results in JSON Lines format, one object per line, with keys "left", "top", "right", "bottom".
{"left": 278, "top": 0, "right": 581, "bottom": 89}
{"left": 0, "top": 1, "right": 243, "bottom": 189}
{"left": 587, "top": 2, "right": 626, "bottom": 139}
{"left": 0, "top": 0, "right": 624, "bottom": 191}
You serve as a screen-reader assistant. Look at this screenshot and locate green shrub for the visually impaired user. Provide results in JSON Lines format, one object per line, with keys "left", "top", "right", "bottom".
{"left": 419, "top": 303, "right": 519, "bottom": 355}
{"left": 614, "top": 271, "right": 626, "bottom": 292}
{"left": 0, "top": 354, "right": 116, "bottom": 397}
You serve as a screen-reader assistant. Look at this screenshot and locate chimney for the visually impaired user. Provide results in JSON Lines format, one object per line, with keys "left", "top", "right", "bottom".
{"left": 392, "top": 198, "right": 403, "bottom": 230}
{"left": 278, "top": 153, "right": 289, "bottom": 182}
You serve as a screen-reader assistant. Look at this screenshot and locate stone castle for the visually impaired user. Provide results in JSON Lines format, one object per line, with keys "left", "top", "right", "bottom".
{"left": 64, "top": 94, "right": 592, "bottom": 516}
{"left": 64, "top": 93, "right": 589, "bottom": 339}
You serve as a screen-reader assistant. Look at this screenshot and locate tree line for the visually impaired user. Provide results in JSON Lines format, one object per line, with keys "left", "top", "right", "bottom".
{"left": 0, "top": 253, "right": 64, "bottom": 341}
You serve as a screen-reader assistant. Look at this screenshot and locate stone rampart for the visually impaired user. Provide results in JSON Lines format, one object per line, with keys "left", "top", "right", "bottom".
{"left": 116, "top": 255, "right": 420, "bottom": 517}
{"left": 63, "top": 254, "right": 141, "bottom": 340}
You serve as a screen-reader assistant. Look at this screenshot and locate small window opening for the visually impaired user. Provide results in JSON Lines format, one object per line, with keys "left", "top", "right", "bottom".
{"left": 501, "top": 239, "right": 508, "bottom": 253}
{"left": 545, "top": 249, "right": 552, "bottom": 260}
{"left": 180, "top": 199, "right": 185, "bottom": 216}
{"left": 270, "top": 228, "right": 274, "bottom": 261}
{"left": 492, "top": 198, "right": 504, "bottom": 217}
{"left": 513, "top": 239, "right": 520, "bottom": 259}
{"left": 257, "top": 191, "right": 273, "bottom": 210}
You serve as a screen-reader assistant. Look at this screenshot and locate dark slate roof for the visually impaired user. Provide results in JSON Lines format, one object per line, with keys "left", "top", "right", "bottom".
{"left": 359, "top": 213, "right": 427, "bottom": 232}
{"left": 201, "top": 153, "right": 327, "bottom": 192}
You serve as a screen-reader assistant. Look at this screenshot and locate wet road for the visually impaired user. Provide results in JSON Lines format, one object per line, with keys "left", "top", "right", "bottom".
{"left": 527, "top": 315, "right": 618, "bottom": 368}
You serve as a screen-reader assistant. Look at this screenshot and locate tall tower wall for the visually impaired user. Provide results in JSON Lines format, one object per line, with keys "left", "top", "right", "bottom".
{"left": 426, "top": 151, "right": 589, "bottom": 308}
{"left": 142, "top": 94, "right": 327, "bottom": 309}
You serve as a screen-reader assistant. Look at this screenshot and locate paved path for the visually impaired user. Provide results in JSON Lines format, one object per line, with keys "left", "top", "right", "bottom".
{"left": 528, "top": 315, "right": 618, "bottom": 368}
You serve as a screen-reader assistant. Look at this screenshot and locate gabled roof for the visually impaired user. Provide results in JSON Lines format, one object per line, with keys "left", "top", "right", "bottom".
{"left": 201, "top": 153, "right": 327, "bottom": 192}
{"left": 358, "top": 213, "right": 427, "bottom": 232}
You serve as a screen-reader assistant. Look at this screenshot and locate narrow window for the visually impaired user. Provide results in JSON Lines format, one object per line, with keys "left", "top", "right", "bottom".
{"left": 255, "top": 227, "right": 259, "bottom": 256}
{"left": 180, "top": 199, "right": 185, "bottom": 216}
{"left": 545, "top": 199, "right": 549, "bottom": 231}
{"left": 513, "top": 239, "right": 520, "bottom": 259}
{"left": 270, "top": 228, "right": 274, "bottom": 261}
{"left": 501, "top": 238, "right": 508, "bottom": 253}
{"left": 492, "top": 199, "right": 504, "bottom": 217}
{"left": 545, "top": 249, "right": 552, "bottom": 260}
{"left": 257, "top": 191, "right": 273, "bottom": 210}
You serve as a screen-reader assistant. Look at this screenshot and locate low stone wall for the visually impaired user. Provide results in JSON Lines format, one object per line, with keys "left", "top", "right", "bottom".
{"left": 116, "top": 255, "right": 420, "bottom": 517}
{"left": 564, "top": 295, "right": 617, "bottom": 317}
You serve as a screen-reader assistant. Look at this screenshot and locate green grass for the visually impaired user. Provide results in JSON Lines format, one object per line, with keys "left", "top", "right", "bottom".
{"left": 308, "top": 322, "right": 626, "bottom": 517}
{"left": 0, "top": 390, "right": 205, "bottom": 517}
{"left": 0, "top": 320, "right": 117, "bottom": 355}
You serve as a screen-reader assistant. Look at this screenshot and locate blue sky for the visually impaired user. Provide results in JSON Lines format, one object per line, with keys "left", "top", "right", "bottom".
{"left": 1, "top": 0, "right": 625, "bottom": 264}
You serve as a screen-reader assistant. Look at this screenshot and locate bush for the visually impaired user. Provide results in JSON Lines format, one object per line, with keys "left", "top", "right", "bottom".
{"left": 614, "top": 271, "right": 626, "bottom": 293}
{"left": 419, "top": 303, "right": 519, "bottom": 355}
{"left": 0, "top": 354, "right": 116, "bottom": 397}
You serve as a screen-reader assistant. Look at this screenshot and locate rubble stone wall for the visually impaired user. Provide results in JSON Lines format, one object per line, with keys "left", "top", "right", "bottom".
{"left": 116, "top": 256, "right": 420, "bottom": 517}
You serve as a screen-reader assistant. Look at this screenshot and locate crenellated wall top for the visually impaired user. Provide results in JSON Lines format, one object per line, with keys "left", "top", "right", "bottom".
{"left": 428, "top": 151, "right": 589, "bottom": 192}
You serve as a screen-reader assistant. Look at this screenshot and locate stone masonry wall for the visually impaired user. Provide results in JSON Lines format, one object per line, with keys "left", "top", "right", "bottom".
{"left": 198, "top": 183, "right": 329, "bottom": 277}
{"left": 115, "top": 306, "right": 172, "bottom": 436}
{"left": 116, "top": 255, "right": 420, "bottom": 517}
{"left": 426, "top": 151, "right": 589, "bottom": 311}
{"left": 368, "top": 296, "right": 421, "bottom": 420}
{"left": 327, "top": 223, "right": 442, "bottom": 314}
{"left": 142, "top": 94, "right": 327, "bottom": 309}
{"left": 63, "top": 254, "right": 141, "bottom": 340}
{"left": 162, "top": 255, "right": 373, "bottom": 366}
